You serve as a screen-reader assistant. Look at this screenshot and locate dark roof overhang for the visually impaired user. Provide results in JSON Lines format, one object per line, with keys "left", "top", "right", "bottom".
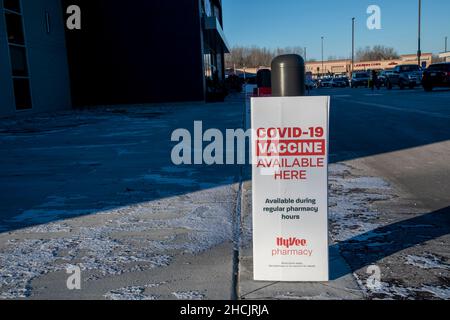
{"left": 204, "top": 16, "right": 230, "bottom": 54}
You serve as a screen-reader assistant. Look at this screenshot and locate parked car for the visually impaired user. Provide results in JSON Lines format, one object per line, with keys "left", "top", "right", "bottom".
{"left": 320, "top": 78, "right": 333, "bottom": 87}
{"left": 386, "top": 64, "right": 422, "bottom": 90}
{"left": 341, "top": 76, "right": 350, "bottom": 87}
{"left": 350, "top": 72, "right": 370, "bottom": 88}
{"left": 378, "top": 70, "right": 395, "bottom": 87}
{"left": 331, "top": 77, "right": 347, "bottom": 88}
{"left": 225, "top": 74, "right": 243, "bottom": 93}
{"left": 422, "top": 62, "right": 450, "bottom": 92}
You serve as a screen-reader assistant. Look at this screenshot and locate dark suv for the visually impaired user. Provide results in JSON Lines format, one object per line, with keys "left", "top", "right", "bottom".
{"left": 422, "top": 63, "right": 450, "bottom": 92}
{"left": 386, "top": 64, "right": 422, "bottom": 90}
{"left": 350, "top": 72, "right": 370, "bottom": 88}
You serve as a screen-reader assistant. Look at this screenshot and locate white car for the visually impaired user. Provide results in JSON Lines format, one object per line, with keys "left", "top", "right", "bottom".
{"left": 320, "top": 78, "right": 333, "bottom": 87}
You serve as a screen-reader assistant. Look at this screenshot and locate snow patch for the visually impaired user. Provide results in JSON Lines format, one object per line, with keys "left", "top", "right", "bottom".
{"left": 420, "top": 285, "right": 450, "bottom": 299}
{"left": 406, "top": 254, "right": 450, "bottom": 270}
{"left": 172, "top": 291, "right": 205, "bottom": 300}
{"left": 328, "top": 163, "right": 396, "bottom": 243}
{"left": 0, "top": 185, "right": 235, "bottom": 298}
{"left": 104, "top": 285, "right": 160, "bottom": 300}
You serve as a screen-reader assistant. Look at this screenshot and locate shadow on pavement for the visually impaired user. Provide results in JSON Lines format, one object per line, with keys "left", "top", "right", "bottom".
{"left": 330, "top": 206, "right": 450, "bottom": 280}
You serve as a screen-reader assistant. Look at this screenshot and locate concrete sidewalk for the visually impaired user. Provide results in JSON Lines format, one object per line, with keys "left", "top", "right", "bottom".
{"left": 0, "top": 99, "right": 245, "bottom": 300}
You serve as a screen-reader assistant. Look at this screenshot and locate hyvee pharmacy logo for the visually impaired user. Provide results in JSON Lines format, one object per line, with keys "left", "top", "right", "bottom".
{"left": 276, "top": 237, "right": 308, "bottom": 249}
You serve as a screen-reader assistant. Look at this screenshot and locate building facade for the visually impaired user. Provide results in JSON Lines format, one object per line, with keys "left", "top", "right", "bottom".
{"left": 0, "top": 0, "right": 72, "bottom": 117}
{"left": 438, "top": 51, "right": 450, "bottom": 62}
{"left": 306, "top": 53, "right": 433, "bottom": 77}
{"left": 63, "top": 0, "right": 229, "bottom": 107}
{"left": 1, "top": 0, "right": 229, "bottom": 117}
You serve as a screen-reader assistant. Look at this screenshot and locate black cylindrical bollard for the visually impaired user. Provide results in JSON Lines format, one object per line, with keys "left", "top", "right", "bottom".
{"left": 271, "top": 54, "right": 305, "bottom": 97}
{"left": 256, "top": 69, "right": 272, "bottom": 88}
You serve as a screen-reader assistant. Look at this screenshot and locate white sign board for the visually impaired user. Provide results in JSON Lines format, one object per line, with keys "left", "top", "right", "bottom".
{"left": 251, "top": 96, "right": 330, "bottom": 282}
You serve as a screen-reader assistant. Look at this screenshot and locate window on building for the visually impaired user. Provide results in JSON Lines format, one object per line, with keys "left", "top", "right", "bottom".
{"left": 3, "top": 1, "right": 32, "bottom": 110}
{"left": 13, "top": 78, "right": 32, "bottom": 110}
{"left": 204, "top": 53, "right": 213, "bottom": 79}
{"left": 216, "top": 53, "right": 223, "bottom": 80}
{"left": 5, "top": 12, "right": 25, "bottom": 44}
{"left": 213, "top": 5, "right": 220, "bottom": 19}
{"left": 203, "top": 0, "right": 212, "bottom": 16}
{"left": 9, "top": 45, "right": 28, "bottom": 76}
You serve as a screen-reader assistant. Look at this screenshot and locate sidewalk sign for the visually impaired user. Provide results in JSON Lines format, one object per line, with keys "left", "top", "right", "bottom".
{"left": 251, "top": 96, "right": 330, "bottom": 282}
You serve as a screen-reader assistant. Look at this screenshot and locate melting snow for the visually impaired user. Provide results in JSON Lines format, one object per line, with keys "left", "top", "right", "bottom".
{"left": 420, "top": 286, "right": 450, "bottom": 299}
{"left": 172, "top": 291, "right": 205, "bottom": 300}
{"left": 328, "top": 163, "right": 395, "bottom": 243}
{"left": 0, "top": 184, "right": 235, "bottom": 299}
{"left": 104, "top": 285, "right": 159, "bottom": 300}
{"left": 367, "top": 282, "right": 450, "bottom": 300}
{"left": 406, "top": 254, "right": 450, "bottom": 270}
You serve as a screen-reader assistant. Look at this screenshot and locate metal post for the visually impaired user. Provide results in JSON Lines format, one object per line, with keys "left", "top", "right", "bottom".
{"left": 321, "top": 36, "right": 324, "bottom": 77}
{"left": 352, "top": 18, "right": 355, "bottom": 75}
{"left": 271, "top": 54, "right": 305, "bottom": 97}
{"left": 418, "top": 0, "right": 422, "bottom": 66}
{"left": 446, "top": 36, "right": 448, "bottom": 52}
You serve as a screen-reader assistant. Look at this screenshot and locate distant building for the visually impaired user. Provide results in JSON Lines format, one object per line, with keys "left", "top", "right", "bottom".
{"left": 306, "top": 53, "right": 433, "bottom": 77}
{"left": 438, "top": 52, "right": 450, "bottom": 62}
{"left": 63, "top": 0, "right": 230, "bottom": 107}
{"left": 0, "top": 0, "right": 230, "bottom": 117}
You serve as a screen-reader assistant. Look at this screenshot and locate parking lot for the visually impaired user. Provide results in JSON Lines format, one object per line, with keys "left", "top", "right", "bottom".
{"left": 319, "top": 86, "right": 450, "bottom": 211}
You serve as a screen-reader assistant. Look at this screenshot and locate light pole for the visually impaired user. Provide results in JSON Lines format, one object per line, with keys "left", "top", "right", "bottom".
{"left": 446, "top": 36, "right": 448, "bottom": 52}
{"left": 417, "top": 0, "right": 422, "bottom": 67}
{"left": 352, "top": 17, "right": 355, "bottom": 75}
{"left": 321, "top": 36, "right": 324, "bottom": 77}
{"left": 304, "top": 47, "right": 307, "bottom": 62}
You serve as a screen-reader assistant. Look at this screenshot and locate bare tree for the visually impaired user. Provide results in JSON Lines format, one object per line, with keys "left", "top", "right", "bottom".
{"left": 226, "top": 46, "right": 305, "bottom": 69}
{"left": 356, "top": 45, "right": 399, "bottom": 61}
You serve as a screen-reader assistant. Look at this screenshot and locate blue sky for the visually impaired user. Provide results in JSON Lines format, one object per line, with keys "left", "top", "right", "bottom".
{"left": 222, "top": 0, "right": 450, "bottom": 60}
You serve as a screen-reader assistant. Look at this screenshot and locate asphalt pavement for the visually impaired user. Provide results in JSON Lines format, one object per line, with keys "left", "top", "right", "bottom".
{"left": 322, "top": 86, "right": 450, "bottom": 211}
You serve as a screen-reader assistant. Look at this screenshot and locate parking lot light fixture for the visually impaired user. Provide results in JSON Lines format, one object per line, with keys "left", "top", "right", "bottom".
{"left": 418, "top": 0, "right": 422, "bottom": 66}
{"left": 321, "top": 36, "right": 324, "bottom": 77}
{"left": 352, "top": 18, "right": 355, "bottom": 75}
